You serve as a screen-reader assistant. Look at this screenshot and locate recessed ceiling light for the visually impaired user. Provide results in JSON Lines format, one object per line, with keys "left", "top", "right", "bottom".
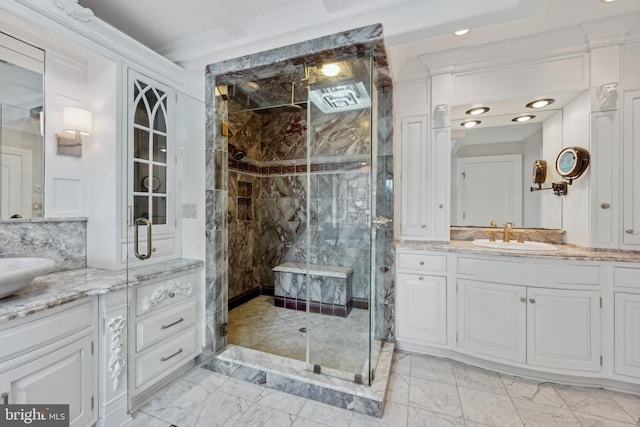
{"left": 512, "top": 115, "right": 536, "bottom": 122}
{"left": 454, "top": 28, "right": 470, "bottom": 36}
{"left": 321, "top": 63, "right": 341, "bottom": 77}
{"left": 466, "top": 106, "right": 490, "bottom": 116}
{"left": 601, "top": 0, "right": 617, "bottom": 3}
{"left": 461, "top": 120, "right": 481, "bottom": 128}
{"left": 239, "top": 81, "right": 260, "bottom": 92}
{"left": 526, "top": 98, "right": 555, "bottom": 109}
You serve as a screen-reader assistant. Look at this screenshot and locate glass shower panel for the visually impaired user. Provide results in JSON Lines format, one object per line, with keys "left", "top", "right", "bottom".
{"left": 306, "top": 52, "right": 374, "bottom": 383}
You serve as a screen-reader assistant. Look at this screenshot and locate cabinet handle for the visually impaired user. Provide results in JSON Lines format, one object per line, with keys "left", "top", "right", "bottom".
{"left": 421, "top": 224, "right": 426, "bottom": 229}
{"left": 1, "top": 392, "right": 8, "bottom": 404}
{"left": 161, "top": 317, "right": 184, "bottom": 330}
{"left": 160, "top": 348, "right": 183, "bottom": 362}
{"left": 529, "top": 298, "right": 536, "bottom": 304}
{"left": 419, "top": 261, "right": 424, "bottom": 266}
{"left": 520, "top": 297, "right": 526, "bottom": 303}
{"left": 419, "top": 276, "right": 424, "bottom": 280}
{"left": 134, "top": 217, "right": 153, "bottom": 260}
{"left": 626, "top": 229, "right": 634, "bottom": 234}
{"left": 600, "top": 203, "right": 610, "bottom": 209}
{"left": 168, "top": 292, "right": 175, "bottom": 298}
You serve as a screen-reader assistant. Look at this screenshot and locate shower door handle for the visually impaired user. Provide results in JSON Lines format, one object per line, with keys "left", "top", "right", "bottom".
{"left": 134, "top": 217, "right": 152, "bottom": 260}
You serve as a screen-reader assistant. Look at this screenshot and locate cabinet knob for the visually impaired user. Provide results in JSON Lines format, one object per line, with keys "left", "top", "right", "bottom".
{"left": 520, "top": 297, "right": 526, "bottom": 303}
{"left": 419, "top": 276, "right": 424, "bottom": 280}
{"left": 600, "top": 203, "right": 610, "bottom": 209}
{"left": 421, "top": 224, "right": 426, "bottom": 229}
{"left": 419, "top": 261, "right": 424, "bottom": 266}
{"left": 439, "top": 204, "right": 443, "bottom": 209}
{"left": 529, "top": 298, "right": 536, "bottom": 304}
{"left": 168, "top": 292, "right": 175, "bottom": 298}
{"left": 626, "top": 229, "right": 634, "bottom": 234}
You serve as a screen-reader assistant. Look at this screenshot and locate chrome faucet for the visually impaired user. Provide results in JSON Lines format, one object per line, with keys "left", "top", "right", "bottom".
{"left": 503, "top": 223, "right": 512, "bottom": 242}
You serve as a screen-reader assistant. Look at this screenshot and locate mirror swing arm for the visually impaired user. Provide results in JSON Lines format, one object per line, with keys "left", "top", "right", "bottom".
{"left": 530, "top": 146, "right": 590, "bottom": 196}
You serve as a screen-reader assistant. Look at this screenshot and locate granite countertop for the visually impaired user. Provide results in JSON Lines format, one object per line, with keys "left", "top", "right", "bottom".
{"left": 396, "top": 240, "right": 640, "bottom": 263}
{"left": 0, "top": 258, "right": 203, "bottom": 323}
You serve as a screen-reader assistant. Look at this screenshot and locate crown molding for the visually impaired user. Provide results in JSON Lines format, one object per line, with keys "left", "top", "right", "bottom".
{"left": 2, "top": 0, "right": 184, "bottom": 86}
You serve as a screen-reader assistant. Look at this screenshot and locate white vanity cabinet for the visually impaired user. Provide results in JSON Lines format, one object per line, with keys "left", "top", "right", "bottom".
{"left": 614, "top": 266, "right": 640, "bottom": 380}
{"left": 399, "top": 115, "right": 429, "bottom": 238}
{"left": 396, "top": 252, "right": 448, "bottom": 347}
{"left": 0, "top": 298, "right": 97, "bottom": 427}
{"left": 128, "top": 269, "right": 201, "bottom": 409}
{"left": 622, "top": 90, "right": 640, "bottom": 248}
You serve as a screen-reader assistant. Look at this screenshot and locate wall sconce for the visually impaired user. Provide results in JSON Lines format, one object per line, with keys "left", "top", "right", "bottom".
{"left": 57, "top": 106, "right": 92, "bottom": 157}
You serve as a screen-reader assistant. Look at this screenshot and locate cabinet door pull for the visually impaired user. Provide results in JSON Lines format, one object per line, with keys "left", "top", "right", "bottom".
{"left": 419, "top": 276, "right": 424, "bottom": 280}
{"left": 161, "top": 317, "right": 184, "bottom": 330}
{"left": 520, "top": 297, "right": 526, "bottom": 303}
{"left": 419, "top": 261, "right": 425, "bottom": 266}
{"left": 160, "top": 348, "right": 183, "bottom": 362}
{"left": 1, "top": 392, "right": 8, "bottom": 404}
{"left": 626, "top": 229, "right": 634, "bottom": 234}
{"left": 421, "top": 224, "right": 426, "bottom": 229}
{"left": 529, "top": 298, "right": 536, "bottom": 304}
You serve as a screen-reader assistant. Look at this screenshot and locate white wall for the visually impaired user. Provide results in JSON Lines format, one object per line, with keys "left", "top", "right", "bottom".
{"left": 560, "top": 91, "right": 591, "bottom": 246}
{"left": 540, "top": 110, "right": 563, "bottom": 229}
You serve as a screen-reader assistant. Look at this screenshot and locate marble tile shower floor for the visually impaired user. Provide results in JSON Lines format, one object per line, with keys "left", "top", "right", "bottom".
{"left": 132, "top": 351, "right": 640, "bottom": 426}
{"left": 228, "top": 295, "right": 371, "bottom": 378}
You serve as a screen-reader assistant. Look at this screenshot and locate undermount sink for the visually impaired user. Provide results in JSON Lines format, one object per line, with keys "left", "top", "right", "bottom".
{"left": 472, "top": 239, "right": 558, "bottom": 252}
{"left": 0, "top": 257, "right": 55, "bottom": 299}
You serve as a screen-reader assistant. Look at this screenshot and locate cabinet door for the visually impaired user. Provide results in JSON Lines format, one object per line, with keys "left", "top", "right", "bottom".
{"left": 0, "top": 334, "right": 94, "bottom": 427}
{"left": 457, "top": 279, "right": 526, "bottom": 362}
{"left": 400, "top": 115, "right": 428, "bottom": 238}
{"left": 623, "top": 90, "right": 640, "bottom": 246}
{"left": 396, "top": 273, "right": 446, "bottom": 345}
{"left": 125, "top": 70, "right": 176, "bottom": 256}
{"left": 615, "top": 292, "right": 640, "bottom": 378}
{"left": 527, "top": 288, "right": 601, "bottom": 371}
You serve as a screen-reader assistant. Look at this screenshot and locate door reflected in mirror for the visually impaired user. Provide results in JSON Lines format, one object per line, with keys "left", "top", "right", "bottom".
{"left": 451, "top": 107, "right": 564, "bottom": 229}
{"left": 0, "top": 32, "right": 44, "bottom": 219}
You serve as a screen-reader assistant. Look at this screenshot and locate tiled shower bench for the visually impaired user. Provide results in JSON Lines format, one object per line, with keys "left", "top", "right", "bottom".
{"left": 273, "top": 262, "right": 353, "bottom": 317}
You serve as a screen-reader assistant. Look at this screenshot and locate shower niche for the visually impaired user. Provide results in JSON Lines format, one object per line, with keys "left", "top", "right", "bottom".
{"left": 237, "top": 180, "right": 253, "bottom": 221}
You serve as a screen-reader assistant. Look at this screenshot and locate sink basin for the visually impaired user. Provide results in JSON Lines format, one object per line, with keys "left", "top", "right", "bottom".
{"left": 0, "top": 257, "right": 55, "bottom": 299}
{"left": 472, "top": 239, "right": 558, "bottom": 252}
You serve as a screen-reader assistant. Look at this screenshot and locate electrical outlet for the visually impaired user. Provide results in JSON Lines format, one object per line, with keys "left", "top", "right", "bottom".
{"left": 182, "top": 203, "right": 197, "bottom": 218}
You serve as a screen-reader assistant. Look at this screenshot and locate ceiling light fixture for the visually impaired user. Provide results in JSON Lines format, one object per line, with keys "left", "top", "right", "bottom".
{"left": 321, "top": 63, "right": 341, "bottom": 77}
{"left": 512, "top": 114, "right": 536, "bottom": 122}
{"left": 461, "top": 120, "right": 481, "bottom": 128}
{"left": 465, "top": 106, "right": 490, "bottom": 116}
{"left": 601, "top": 0, "right": 617, "bottom": 3}
{"left": 454, "top": 28, "right": 470, "bottom": 36}
{"left": 526, "top": 98, "right": 555, "bottom": 109}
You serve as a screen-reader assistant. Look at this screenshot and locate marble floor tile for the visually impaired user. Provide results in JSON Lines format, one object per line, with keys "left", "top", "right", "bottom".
{"left": 606, "top": 390, "right": 640, "bottom": 423}
{"left": 458, "top": 386, "right": 523, "bottom": 427}
{"left": 291, "top": 417, "right": 330, "bottom": 427}
{"left": 130, "top": 411, "right": 171, "bottom": 427}
{"left": 386, "top": 372, "right": 410, "bottom": 405}
{"left": 453, "top": 362, "right": 507, "bottom": 395}
{"left": 410, "top": 353, "right": 456, "bottom": 385}
{"left": 174, "top": 390, "right": 253, "bottom": 426}
{"left": 255, "top": 388, "right": 307, "bottom": 415}
{"left": 139, "top": 380, "right": 209, "bottom": 423}
{"left": 501, "top": 374, "right": 569, "bottom": 409}
{"left": 391, "top": 350, "right": 411, "bottom": 375}
{"left": 350, "top": 401, "right": 408, "bottom": 426}
{"left": 512, "top": 397, "right": 580, "bottom": 426}
{"left": 297, "top": 399, "right": 353, "bottom": 427}
{"left": 554, "top": 385, "right": 637, "bottom": 424}
{"left": 234, "top": 403, "right": 296, "bottom": 426}
{"left": 573, "top": 411, "right": 640, "bottom": 427}
{"left": 406, "top": 406, "right": 465, "bottom": 427}
{"left": 408, "top": 377, "right": 462, "bottom": 418}
{"left": 218, "top": 376, "right": 266, "bottom": 401}
{"left": 185, "top": 367, "right": 230, "bottom": 391}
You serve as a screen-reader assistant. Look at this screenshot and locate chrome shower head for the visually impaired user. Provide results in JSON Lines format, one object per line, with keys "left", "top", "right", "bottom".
{"left": 233, "top": 151, "right": 246, "bottom": 161}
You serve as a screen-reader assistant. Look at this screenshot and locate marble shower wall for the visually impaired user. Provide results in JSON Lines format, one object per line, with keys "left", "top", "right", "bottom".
{"left": 0, "top": 218, "right": 87, "bottom": 271}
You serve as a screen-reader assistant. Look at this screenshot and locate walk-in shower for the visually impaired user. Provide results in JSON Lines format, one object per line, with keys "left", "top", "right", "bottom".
{"left": 203, "top": 24, "right": 394, "bottom": 414}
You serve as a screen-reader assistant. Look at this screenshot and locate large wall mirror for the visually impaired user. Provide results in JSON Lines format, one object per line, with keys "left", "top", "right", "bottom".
{"left": 0, "top": 31, "right": 44, "bottom": 219}
{"left": 450, "top": 92, "right": 583, "bottom": 230}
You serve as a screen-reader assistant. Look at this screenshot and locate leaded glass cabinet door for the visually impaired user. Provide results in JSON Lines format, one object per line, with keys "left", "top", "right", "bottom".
{"left": 126, "top": 70, "right": 176, "bottom": 262}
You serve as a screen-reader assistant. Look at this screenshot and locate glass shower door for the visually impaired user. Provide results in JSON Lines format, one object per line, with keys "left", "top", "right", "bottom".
{"left": 305, "top": 52, "right": 375, "bottom": 383}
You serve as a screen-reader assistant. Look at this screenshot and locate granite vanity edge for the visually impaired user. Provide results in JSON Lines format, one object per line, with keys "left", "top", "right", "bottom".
{"left": 0, "top": 258, "right": 204, "bottom": 324}
{"left": 0, "top": 217, "right": 88, "bottom": 224}
{"left": 395, "top": 240, "right": 640, "bottom": 263}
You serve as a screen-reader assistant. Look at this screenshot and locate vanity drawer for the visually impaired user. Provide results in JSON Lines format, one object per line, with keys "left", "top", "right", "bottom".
{"left": 398, "top": 253, "right": 447, "bottom": 273}
{"left": 135, "top": 271, "right": 197, "bottom": 316}
{"left": 136, "top": 299, "right": 197, "bottom": 352}
{"left": 0, "top": 299, "right": 93, "bottom": 363}
{"left": 134, "top": 326, "right": 198, "bottom": 389}
{"left": 614, "top": 267, "right": 640, "bottom": 289}
{"left": 457, "top": 257, "right": 600, "bottom": 286}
